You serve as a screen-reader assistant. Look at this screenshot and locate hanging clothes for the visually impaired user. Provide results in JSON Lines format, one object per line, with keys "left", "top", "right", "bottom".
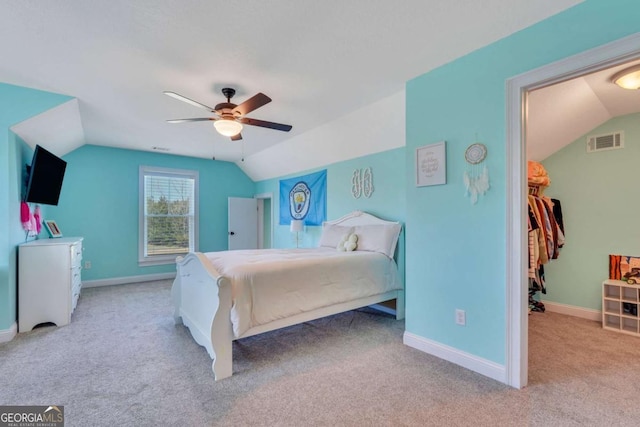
{"left": 527, "top": 161, "right": 565, "bottom": 313}
{"left": 528, "top": 193, "right": 564, "bottom": 292}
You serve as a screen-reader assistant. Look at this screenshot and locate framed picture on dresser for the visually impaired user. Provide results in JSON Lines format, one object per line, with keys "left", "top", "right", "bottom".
{"left": 43, "top": 219, "right": 63, "bottom": 238}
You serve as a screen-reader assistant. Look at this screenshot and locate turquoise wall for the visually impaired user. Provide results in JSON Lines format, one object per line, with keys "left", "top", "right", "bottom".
{"left": 543, "top": 113, "right": 640, "bottom": 311}
{"left": 255, "top": 147, "right": 406, "bottom": 279}
{"left": 48, "top": 145, "right": 255, "bottom": 281}
{"left": 256, "top": 147, "right": 405, "bottom": 246}
{"left": 0, "top": 83, "right": 72, "bottom": 331}
{"left": 405, "top": 0, "right": 640, "bottom": 365}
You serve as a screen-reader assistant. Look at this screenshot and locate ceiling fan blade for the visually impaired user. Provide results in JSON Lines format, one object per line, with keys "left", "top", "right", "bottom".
{"left": 233, "top": 93, "right": 272, "bottom": 116}
{"left": 166, "top": 118, "right": 215, "bottom": 123}
{"left": 163, "top": 91, "right": 216, "bottom": 112}
{"left": 239, "top": 117, "right": 292, "bottom": 132}
{"left": 230, "top": 133, "right": 243, "bottom": 141}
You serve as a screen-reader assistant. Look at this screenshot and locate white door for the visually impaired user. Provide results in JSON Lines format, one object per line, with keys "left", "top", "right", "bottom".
{"left": 228, "top": 197, "right": 258, "bottom": 250}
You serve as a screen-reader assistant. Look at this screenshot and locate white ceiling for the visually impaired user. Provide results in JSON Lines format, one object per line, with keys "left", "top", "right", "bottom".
{"left": 527, "top": 59, "right": 640, "bottom": 161}
{"left": 2, "top": 0, "right": 582, "bottom": 170}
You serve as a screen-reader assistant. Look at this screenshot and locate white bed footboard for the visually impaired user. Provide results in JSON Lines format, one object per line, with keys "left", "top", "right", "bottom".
{"left": 172, "top": 252, "right": 404, "bottom": 381}
{"left": 172, "top": 253, "right": 234, "bottom": 380}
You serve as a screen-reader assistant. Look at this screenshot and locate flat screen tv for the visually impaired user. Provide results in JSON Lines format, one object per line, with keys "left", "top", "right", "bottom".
{"left": 24, "top": 145, "right": 67, "bottom": 206}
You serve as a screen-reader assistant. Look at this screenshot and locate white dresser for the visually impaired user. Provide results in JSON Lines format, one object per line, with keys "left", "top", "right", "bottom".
{"left": 18, "top": 237, "right": 83, "bottom": 332}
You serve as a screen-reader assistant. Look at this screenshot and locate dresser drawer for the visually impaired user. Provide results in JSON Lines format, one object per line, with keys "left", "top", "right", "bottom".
{"left": 71, "top": 289, "right": 80, "bottom": 312}
{"left": 71, "top": 268, "right": 81, "bottom": 313}
{"left": 71, "top": 268, "right": 82, "bottom": 293}
{"left": 70, "top": 242, "right": 83, "bottom": 269}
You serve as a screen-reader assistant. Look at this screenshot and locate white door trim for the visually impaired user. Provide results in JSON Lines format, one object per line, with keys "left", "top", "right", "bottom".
{"left": 254, "top": 192, "right": 274, "bottom": 249}
{"left": 506, "top": 32, "right": 640, "bottom": 389}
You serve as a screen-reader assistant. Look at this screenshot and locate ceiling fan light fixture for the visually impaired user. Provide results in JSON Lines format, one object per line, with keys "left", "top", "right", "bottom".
{"left": 612, "top": 64, "right": 640, "bottom": 90}
{"left": 214, "top": 119, "right": 243, "bottom": 137}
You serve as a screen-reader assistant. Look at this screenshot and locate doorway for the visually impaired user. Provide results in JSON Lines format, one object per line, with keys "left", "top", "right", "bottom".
{"left": 227, "top": 193, "right": 274, "bottom": 250}
{"left": 506, "top": 32, "right": 640, "bottom": 388}
{"left": 255, "top": 193, "right": 274, "bottom": 249}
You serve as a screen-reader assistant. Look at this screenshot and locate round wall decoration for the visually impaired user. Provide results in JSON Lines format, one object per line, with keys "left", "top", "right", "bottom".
{"left": 464, "top": 143, "right": 487, "bottom": 165}
{"left": 463, "top": 142, "right": 489, "bottom": 205}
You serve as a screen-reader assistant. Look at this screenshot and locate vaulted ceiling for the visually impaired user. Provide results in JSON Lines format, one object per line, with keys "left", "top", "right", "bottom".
{"left": 527, "top": 58, "right": 640, "bottom": 161}
{"left": 2, "top": 1, "right": 583, "bottom": 171}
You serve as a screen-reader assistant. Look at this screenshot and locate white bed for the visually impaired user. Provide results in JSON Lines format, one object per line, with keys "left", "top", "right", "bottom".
{"left": 171, "top": 210, "right": 404, "bottom": 380}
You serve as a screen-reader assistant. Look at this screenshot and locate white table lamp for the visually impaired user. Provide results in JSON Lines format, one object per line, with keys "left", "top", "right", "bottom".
{"left": 290, "top": 220, "right": 304, "bottom": 248}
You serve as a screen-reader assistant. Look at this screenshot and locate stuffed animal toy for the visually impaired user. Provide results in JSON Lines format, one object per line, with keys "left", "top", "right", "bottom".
{"left": 337, "top": 233, "right": 358, "bottom": 252}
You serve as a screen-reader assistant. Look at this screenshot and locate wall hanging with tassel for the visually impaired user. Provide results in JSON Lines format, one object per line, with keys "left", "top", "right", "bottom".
{"left": 463, "top": 141, "right": 489, "bottom": 204}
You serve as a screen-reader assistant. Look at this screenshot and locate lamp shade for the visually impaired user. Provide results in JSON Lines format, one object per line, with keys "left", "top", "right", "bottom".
{"left": 290, "top": 219, "right": 304, "bottom": 233}
{"left": 612, "top": 65, "right": 640, "bottom": 90}
{"left": 214, "top": 119, "right": 243, "bottom": 136}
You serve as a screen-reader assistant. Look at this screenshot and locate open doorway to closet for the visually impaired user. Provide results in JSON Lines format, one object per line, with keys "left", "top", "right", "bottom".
{"left": 526, "top": 56, "right": 640, "bottom": 317}
{"left": 506, "top": 33, "right": 640, "bottom": 389}
{"left": 525, "top": 56, "right": 640, "bottom": 384}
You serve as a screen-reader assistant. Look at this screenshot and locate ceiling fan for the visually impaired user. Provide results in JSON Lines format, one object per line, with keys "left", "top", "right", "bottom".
{"left": 164, "top": 87, "right": 292, "bottom": 141}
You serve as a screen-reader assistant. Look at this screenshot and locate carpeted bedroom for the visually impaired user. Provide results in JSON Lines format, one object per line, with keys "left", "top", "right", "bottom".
{"left": 2, "top": 280, "right": 640, "bottom": 426}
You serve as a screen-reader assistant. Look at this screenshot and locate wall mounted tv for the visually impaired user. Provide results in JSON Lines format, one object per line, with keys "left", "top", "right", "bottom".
{"left": 24, "top": 145, "right": 67, "bottom": 206}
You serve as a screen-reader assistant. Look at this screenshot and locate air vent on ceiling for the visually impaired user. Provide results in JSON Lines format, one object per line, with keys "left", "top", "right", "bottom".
{"left": 586, "top": 131, "right": 624, "bottom": 153}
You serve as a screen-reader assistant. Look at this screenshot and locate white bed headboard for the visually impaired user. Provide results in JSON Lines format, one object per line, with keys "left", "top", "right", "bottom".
{"left": 324, "top": 211, "right": 403, "bottom": 260}
{"left": 325, "top": 210, "right": 400, "bottom": 227}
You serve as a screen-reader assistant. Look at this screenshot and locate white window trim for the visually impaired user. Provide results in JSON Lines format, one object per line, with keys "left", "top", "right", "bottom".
{"left": 138, "top": 165, "right": 199, "bottom": 266}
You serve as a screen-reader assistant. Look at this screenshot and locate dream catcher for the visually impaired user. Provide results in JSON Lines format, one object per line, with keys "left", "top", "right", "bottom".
{"left": 463, "top": 142, "right": 489, "bottom": 204}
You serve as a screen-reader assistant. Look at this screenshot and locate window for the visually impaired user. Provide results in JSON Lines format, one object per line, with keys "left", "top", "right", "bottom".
{"left": 139, "top": 166, "right": 198, "bottom": 266}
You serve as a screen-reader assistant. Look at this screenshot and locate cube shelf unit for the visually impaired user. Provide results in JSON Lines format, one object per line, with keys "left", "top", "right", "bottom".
{"left": 603, "top": 279, "right": 640, "bottom": 336}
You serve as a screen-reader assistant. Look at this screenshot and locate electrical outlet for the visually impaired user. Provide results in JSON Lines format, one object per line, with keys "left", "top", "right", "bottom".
{"left": 84, "top": 261, "right": 92, "bottom": 269}
{"left": 455, "top": 309, "right": 466, "bottom": 326}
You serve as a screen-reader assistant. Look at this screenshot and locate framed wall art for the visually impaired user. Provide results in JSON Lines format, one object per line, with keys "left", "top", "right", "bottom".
{"left": 416, "top": 141, "right": 446, "bottom": 187}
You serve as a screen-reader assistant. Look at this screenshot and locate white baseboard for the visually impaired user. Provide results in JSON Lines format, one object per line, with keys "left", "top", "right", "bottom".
{"left": 82, "top": 272, "right": 176, "bottom": 288}
{"left": 541, "top": 300, "right": 601, "bottom": 321}
{"left": 0, "top": 323, "right": 17, "bottom": 343}
{"left": 403, "top": 331, "right": 506, "bottom": 384}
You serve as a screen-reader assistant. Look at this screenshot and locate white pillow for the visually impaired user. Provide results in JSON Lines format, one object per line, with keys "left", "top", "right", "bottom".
{"left": 318, "top": 223, "right": 354, "bottom": 248}
{"left": 353, "top": 223, "right": 401, "bottom": 258}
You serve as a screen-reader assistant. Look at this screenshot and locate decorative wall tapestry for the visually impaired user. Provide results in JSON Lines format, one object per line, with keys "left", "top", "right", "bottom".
{"left": 463, "top": 141, "right": 489, "bottom": 204}
{"left": 351, "top": 167, "right": 374, "bottom": 199}
{"left": 279, "top": 169, "right": 327, "bottom": 225}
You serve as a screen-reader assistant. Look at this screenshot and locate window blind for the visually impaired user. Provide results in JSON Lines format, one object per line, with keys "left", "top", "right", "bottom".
{"left": 143, "top": 172, "right": 195, "bottom": 257}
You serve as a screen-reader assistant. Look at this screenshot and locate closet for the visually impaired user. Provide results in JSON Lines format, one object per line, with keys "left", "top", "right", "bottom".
{"left": 527, "top": 161, "right": 565, "bottom": 313}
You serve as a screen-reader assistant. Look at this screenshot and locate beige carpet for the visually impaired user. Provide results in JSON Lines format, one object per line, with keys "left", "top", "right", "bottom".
{"left": 2, "top": 280, "right": 640, "bottom": 426}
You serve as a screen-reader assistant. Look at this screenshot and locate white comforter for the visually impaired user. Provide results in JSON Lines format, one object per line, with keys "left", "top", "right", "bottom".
{"left": 204, "top": 247, "right": 401, "bottom": 337}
